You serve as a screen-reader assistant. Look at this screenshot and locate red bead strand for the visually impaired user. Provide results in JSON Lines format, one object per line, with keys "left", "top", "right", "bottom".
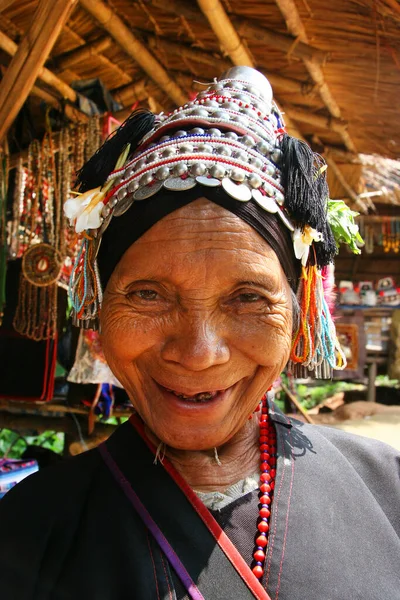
{"left": 251, "top": 394, "right": 277, "bottom": 580}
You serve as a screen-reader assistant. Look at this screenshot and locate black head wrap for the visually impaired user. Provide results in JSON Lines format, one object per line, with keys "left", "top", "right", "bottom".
{"left": 97, "top": 187, "right": 300, "bottom": 292}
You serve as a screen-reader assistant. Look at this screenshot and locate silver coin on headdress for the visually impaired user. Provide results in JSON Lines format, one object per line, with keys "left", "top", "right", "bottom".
{"left": 133, "top": 180, "right": 164, "bottom": 201}
{"left": 195, "top": 175, "right": 221, "bottom": 187}
{"left": 222, "top": 177, "right": 252, "bottom": 201}
{"left": 112, "top": 194, "right": 135, "bottom": 217}
{"left": 252, "top": 189, "right": 279, "bottom": 213}
{"left": 163, "top": 177, "right": 197, "bottom": 191}
{"left": 276, "top": 208, "right": 295, "bottom": 232}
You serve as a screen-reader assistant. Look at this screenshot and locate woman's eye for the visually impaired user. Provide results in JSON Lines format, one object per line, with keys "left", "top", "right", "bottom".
{"left": 237, "top": 293, "right": 263, "bottom": 303}
{"left": 135, "top": 289, "right": 159, "bottom": 301}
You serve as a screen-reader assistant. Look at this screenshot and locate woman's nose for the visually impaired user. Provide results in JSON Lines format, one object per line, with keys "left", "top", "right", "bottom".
{"left": 161, "top": 317, "right": 230, "bottom": 371}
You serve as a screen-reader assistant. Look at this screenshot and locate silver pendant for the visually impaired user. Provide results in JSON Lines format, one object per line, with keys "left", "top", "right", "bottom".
{"left": 252, "top": 189, "right": 279, "bottom": 213}
{"left": 222, "top": 177, "right": 251, "bottom": 201}
{"left": 195, "top": 175, "right": 221, "bottom": 187}
{"left": 133, "top": 180, "right": 164, "bottom": 201}
{"left": 163, "top": 177, "right": 197, "bottom": 191}
{"left": 113, "top": 195, "right": 135, "bottom": 217}
{"left": 276, "top": 208, "right": 295, "bottom": 232}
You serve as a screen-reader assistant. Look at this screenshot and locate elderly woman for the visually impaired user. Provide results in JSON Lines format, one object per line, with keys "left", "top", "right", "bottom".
{"left": 1, "top": 68, "right": 399, "bottom": 600}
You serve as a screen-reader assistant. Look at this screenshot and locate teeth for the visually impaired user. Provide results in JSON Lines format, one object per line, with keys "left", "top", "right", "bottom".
{"left": 166, "top": 388, "right": 218, "bottom": 401}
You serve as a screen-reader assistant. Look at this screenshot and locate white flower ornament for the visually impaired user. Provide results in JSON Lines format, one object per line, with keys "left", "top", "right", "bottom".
{"left": 293, "top": 226, "right": 323, "bottom": 266}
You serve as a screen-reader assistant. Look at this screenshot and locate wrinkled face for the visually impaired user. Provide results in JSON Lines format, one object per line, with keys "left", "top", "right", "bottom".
{"left": 101, "top": 199, "right": 293, "bottom": 450}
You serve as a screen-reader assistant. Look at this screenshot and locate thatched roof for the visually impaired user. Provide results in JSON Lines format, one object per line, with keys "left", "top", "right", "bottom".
{"left": 0, "top": 0, "right": 399, "bottom": 162}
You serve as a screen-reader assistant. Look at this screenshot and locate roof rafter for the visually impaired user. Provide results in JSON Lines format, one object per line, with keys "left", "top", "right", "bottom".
{"left": 0, "top": 0, "right": 78, "bottom": 142}
{"left": 79, "top": 0, "right": 187, "bottom": 106}
{"left": 274, "top": 0, "right": 357, "bottom": 153}
{"left": 196, "top": 0, "right": 304, "bottom": 139}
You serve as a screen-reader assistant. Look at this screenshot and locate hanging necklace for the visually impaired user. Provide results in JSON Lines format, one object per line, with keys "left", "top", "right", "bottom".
{"left": 251, "top": 394, "right": 277, "bottom": 579}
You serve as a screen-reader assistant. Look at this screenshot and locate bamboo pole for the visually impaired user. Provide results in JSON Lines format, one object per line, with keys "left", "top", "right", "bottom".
{"left": 0, "top": 0, "right": 78, "bottom": 142}
{"left": 325, "top": 154, "right": 369, "bottom": 213}
{"left": 235, "top": 20, "right": 327, "bottom": 65}
{"left": 56, "top": 36, "right": 112, "bottom": 70}
{"left": 280, "top": 382, "right": 315, "bottom": 424}
{"left": 0, "top": 30, "right": 77, "bottom": 103}
{"left": 147, "top": 35, "right": 316, "bottom": 99}
{"left": 196, "top": 0, "right": 304, "bottom": 139}
{"left": 79, "top": 0, "right": 187, "bottom": 106}
{"left": 197, "top": 0, "right": 254, "bottom": 66}
{"left": 148, "top": 0, "right": 328, "bottom": 64}
{"left": 274, "top": 0, "right": 357, "bottom": 153}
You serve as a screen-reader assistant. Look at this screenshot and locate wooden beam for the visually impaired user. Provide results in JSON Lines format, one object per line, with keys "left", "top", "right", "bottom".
{"left": 149, "top": 0, "right": 328, "bottom": 64}
{"left": 325, "top": 153, "right": 368, "bottom": 213}
{"left": 79, "top": 0, "right": 187, "bottom": 106}
{"left": 56, "top": 36, "right": 112, "bottom": 70}
{"left": 0, "top": 0, "right": 16, "bottom": 13}
{"left": 235, "top": 20, "right": 327, "bottom": 65}
{"left": 0, "top": 30, "right": 77, "bottom": 103}
{"left": 0, "top": 0, "right": 77, "bottom": 141}
{"left": 196, "top": 0, "right": 304, "bottom": 139}
{"left": 274, "top": 0, "right": 357, "bottom": 153}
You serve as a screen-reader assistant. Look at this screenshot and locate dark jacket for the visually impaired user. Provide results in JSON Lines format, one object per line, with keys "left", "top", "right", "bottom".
{"left": 1, "top": 405, "right": 399, "bottom": 599}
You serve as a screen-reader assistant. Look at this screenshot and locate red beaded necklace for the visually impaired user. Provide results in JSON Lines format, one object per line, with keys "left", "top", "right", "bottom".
{"left": 251, "top": 394, "right": 277, "bottom": 580}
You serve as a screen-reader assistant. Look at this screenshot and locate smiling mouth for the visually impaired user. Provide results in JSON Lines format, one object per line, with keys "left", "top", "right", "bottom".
{"left": 165, "top": 388, "right": 221, "bottom": 402}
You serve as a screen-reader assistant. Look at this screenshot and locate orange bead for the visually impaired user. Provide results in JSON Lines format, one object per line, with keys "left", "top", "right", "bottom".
{"left": 257, "top": 521, "right": 269, "bottom": 533}
{"left": 260, "top": 483, "right": 271, "bottom": 493}
{"left": 252, "top": 565, "right": 264, "bottom": 578}
{"left": 260, "top": 507, "right": 271, "bottom": 518}
{"left": 260, "top": 472, "right": 271, "bottom": 483}
{"left": 253, "top": 549, "right": 265, "bottom": 562}
{"left": 256, "top": 534, "right": 267, "bottom": 547}
{"left": 260, "top": 494, "right": 271, "bottom": 505}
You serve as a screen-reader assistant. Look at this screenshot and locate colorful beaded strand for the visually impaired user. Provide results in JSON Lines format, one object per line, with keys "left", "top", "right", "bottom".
{"left": 252, "top": 394, "right": 277, "bottom": 580}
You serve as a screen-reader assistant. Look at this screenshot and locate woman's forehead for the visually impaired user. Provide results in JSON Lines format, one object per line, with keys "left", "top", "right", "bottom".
{"left": 132, "top": 198, "right": 269, "bottom": 246}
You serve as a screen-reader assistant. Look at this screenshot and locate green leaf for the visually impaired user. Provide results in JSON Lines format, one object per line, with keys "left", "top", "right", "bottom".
{"left": 327, "top": 199, "right": 364, "bottom": 254}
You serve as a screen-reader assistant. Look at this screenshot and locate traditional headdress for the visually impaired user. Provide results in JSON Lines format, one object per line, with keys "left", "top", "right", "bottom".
{"left": 65, "top": 67, "right": 362, "bottom": 379}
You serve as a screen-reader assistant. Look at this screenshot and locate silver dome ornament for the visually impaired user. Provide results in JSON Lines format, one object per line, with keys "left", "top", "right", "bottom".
{"left": 216, "top": 145, "right": 232, "bottom": 157}
{"left": 213, "top": 110, "right": 228, "bottom": 120}
{"left": 173, "top": 163, "right": 188, "bottom": 177}
{"left": 190, "top": 162, "right": 207, "bottom": 177}
{"left": 164, "top": 177, "right": 197, "bottom": 191}
{"left": 128, "top": 180, "right": 139, "bottom": 194}
{"left": 210, "top": 164, "right": 226, "bottom": 179}
{"left": 252, "top": 189, "right": 279, "bottom": 213}
{"left": 191, "top": 107, "right": 209, "bottom": 118}
{"left": 224, "top": 131, "right": 239, "bottom": 141}
{"left": 101, "top": 204, "right": 111, "bottom": 218}
{"left": 231, "top": 168, "right": 246, "bottom": 182}
{"left": 248, "top": 173, "right": 263, "bottom": 189}
{"left": 271, "top": 148, "right": 282, "bottom": 164}
{"left": 257, "top": 140, "right": 271, "bottom": 155}
{"left": 265, "top": 162, "right": 276, "bottom": 177}
{"left": 222, "top": 178, "right": 252, "bottom": 201}
{"left": 232, "top": 114, "right": 249, "bottom": 127}
{"left": 204, "top": 99, "right": 219, "bottom": 108}
{"left": 233, "top": 149, "right": 248, "bottom": 162}
{"left": 162, "top": 147, "right": 175, "bottom": 158}
{"left": 116, "top": 187, "right": 127, "bottom": 201}
{"left": 241, "top": 134, "right": 256, "bottom": 148}
{"left": 133, "top": 180, "right": 164, "bottom": 201}
{"left": 147, "top": 151, "right": 159, "bottom": 163}
{"left": 222, "top": 101, "right": 237, "bottom": 111}
{"left": 218, "top": 67, "right": 273, "bottom": 106}
{"left": 249, "top": 156, "right": 263, "bottom": 170}
{"left": 208, "top": 128, "right": 222, "bottom": 137}
{"left": 179, "top": 142, "right": 194, "bottom": 153}
{"left": 191, "top": 127, "right": 205, "bottom": 134}
{"left": 109, "top": 196, "right": 118, "bottom": 208}
{"left": 196, "top": 175, "right": 221, "bottom": 187}
{"left": 173, "top": 130, "right": 187, "bottom": 138}
{"left": 139, "top": 172, "right": 154, "bottom": 186}
{"left": 134, "top": 158, "right": 147, "bottom": 171}
{"left": 159, "top": 135, "right": 170, "bottom": 142}
{"left": 197, "top": 143, "right": 213, "bottom": 154}
{"left": 113, "top": 195, "right": 135, "bottom": 216}
{"left": 155, "top": 166, "right": 171, "bottom": 180}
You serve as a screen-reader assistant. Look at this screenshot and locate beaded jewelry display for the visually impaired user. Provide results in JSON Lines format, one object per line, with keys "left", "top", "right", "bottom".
{"left": 65, "top": 66, "right": 363, "bottom": 378}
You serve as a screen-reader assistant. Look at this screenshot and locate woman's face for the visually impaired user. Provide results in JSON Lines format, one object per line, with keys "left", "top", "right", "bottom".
{"left": 101, "top": 199, "right": 293, "bottom": 450}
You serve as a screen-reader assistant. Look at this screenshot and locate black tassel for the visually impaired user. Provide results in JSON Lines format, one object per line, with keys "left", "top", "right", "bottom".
{"left": 76, "top": 109, "right": 156, "bottom": 192}
{"left": 280, "top": 133, "right": 335, "bottom": 267}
